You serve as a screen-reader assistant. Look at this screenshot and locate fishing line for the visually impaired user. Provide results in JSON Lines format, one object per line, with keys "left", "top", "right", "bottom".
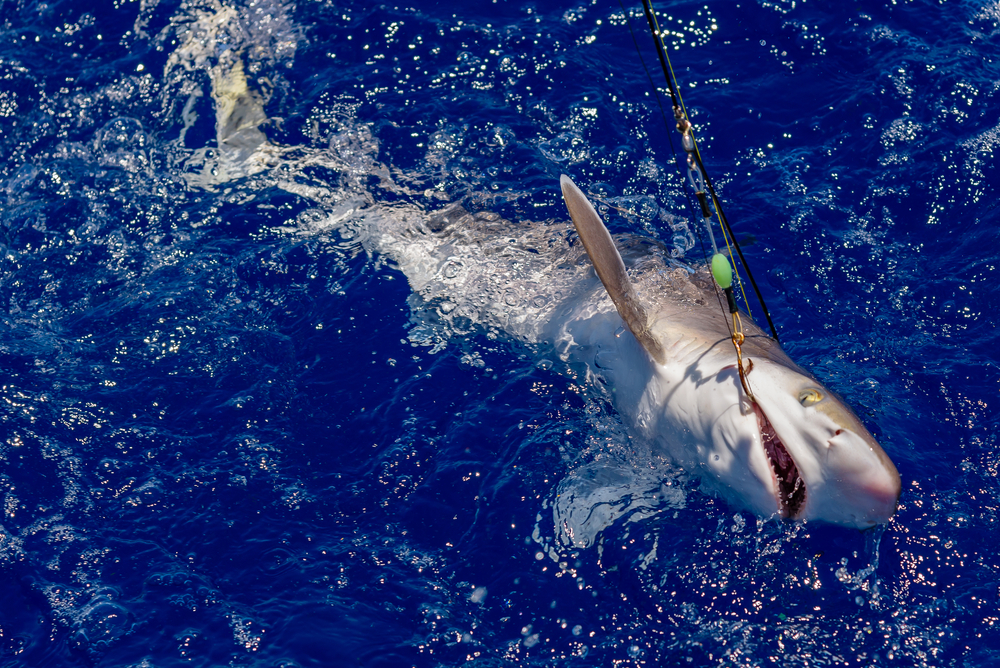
{"left": 635, "top": 0, "right": 780, "bottom": 343}
{"left": 616, "top": 0, "right": 716, "bottom": 298}
{"left": 617, "top": 2, "right": 744, "bottom": 362}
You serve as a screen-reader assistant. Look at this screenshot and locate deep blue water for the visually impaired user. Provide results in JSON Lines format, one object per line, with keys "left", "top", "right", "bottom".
{"left": 0, "top": 0, "right": 998, "bottom": 666}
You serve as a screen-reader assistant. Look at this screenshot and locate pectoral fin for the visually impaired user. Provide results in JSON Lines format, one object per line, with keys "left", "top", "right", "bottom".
{"left": 560, "top": 175, "right": 666, "bottom": 364}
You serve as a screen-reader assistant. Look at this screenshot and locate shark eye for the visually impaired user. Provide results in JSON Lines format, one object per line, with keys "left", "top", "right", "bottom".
{"left": 799, "top": 388, "right": 823, "bottom": 406}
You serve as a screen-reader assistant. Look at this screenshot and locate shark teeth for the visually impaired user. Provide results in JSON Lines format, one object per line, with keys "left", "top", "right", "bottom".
{"left": 756, "top": 406, "right": 806, "bottom": 519}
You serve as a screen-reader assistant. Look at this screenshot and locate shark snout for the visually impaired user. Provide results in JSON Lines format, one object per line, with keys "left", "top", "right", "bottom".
{"left": 835, "top": 462, "right": 900, "bottom": 526}
{"left": 812, "top": 429, "right": 901, "bottom": 527}
{"left": 828, "top": 475, "right": 900, "bottom": 528}
{"left": 863, "top": 474, "right": 901, "bottom": 518}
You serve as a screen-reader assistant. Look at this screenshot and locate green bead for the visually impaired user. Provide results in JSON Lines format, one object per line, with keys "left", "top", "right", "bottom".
{"left": 711, "top": 253, "right": 732, "bottom": 289}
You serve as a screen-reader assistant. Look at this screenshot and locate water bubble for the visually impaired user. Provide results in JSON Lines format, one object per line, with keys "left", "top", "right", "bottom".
{"left": 99, "top": 117, "right": 147, "bottom": 153}
{"left": 98, "top": 117, "right": 149, "bottom": 172}
{"left": 489, "top": 125, "right": 515, "bottom": 148}
{"left": 590, "top": 182, "right": 616, "bottom": 198}
{"left": 636, "top": 196, "right": 659, "bottom": 219}
{"left": 443, "top": 261, "right": 462, "bottom": 278}
{"left": 538, "top": 132, "right": 589, "bottom": 163}
{"left": 176, "top": 629, "right": 202, "bottom": 660}
{"left": 72, "top": 593, "right": 133, "bottom": 656}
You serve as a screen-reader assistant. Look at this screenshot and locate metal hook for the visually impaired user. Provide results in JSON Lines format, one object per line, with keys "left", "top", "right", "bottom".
{"left": 731, "top": 312, "right": 755, "bottom": 404}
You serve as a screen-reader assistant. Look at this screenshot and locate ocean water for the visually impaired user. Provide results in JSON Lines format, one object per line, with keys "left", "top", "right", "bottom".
{"left": 0, "top": 0, "right": 998, "bottom": 666}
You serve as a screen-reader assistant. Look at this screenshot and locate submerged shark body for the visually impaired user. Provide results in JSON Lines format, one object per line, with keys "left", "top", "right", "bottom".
{"left": 370, "top": 179, "right": 901, "bottom": 529}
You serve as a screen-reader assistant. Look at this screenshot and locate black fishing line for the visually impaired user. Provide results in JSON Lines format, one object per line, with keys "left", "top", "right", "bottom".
{"left": 636, "top": 0, "right": 780, "bottom": 342}
{"left": 618, "top": 0, "right": 735, "bottom": 333}
{"left": 617, "top": 0, "right": 715, "bottom": 287}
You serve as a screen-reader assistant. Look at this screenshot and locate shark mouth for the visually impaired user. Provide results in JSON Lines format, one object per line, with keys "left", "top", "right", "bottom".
{"left": 756, "top": 406, "right": 806, "bottom": 519}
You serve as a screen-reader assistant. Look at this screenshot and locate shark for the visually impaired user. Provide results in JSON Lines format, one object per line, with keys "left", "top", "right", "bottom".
{"left": 167, "top": 3, "right": 900, "bottom": 529}
{"left": 370, "top": 177, "right": 901, "bottom": 529}
{"left": 558, "top": 175, "right": 900, "bottom": 527}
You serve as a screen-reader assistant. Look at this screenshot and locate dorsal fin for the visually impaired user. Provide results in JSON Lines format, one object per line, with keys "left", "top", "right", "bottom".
{"left": 560, "top": 175, "right": 666, "bottom": 364}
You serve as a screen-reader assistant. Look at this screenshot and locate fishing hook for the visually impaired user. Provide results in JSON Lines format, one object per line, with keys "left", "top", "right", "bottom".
{"left": 732, "top": 311, "right": 756, "bottom": 404}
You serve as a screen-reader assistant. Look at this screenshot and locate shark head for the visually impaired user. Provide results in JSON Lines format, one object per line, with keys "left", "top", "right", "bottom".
{"left": 558, "top": 173, "right": 901, "bottom": 529}
{"left": 730, "top": 357, "right": 901, "bottom": 528}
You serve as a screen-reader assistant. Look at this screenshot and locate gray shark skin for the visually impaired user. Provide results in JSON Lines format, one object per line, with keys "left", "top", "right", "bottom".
{"left": 370, "top": 178, "right": 901, "bottom": 529}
